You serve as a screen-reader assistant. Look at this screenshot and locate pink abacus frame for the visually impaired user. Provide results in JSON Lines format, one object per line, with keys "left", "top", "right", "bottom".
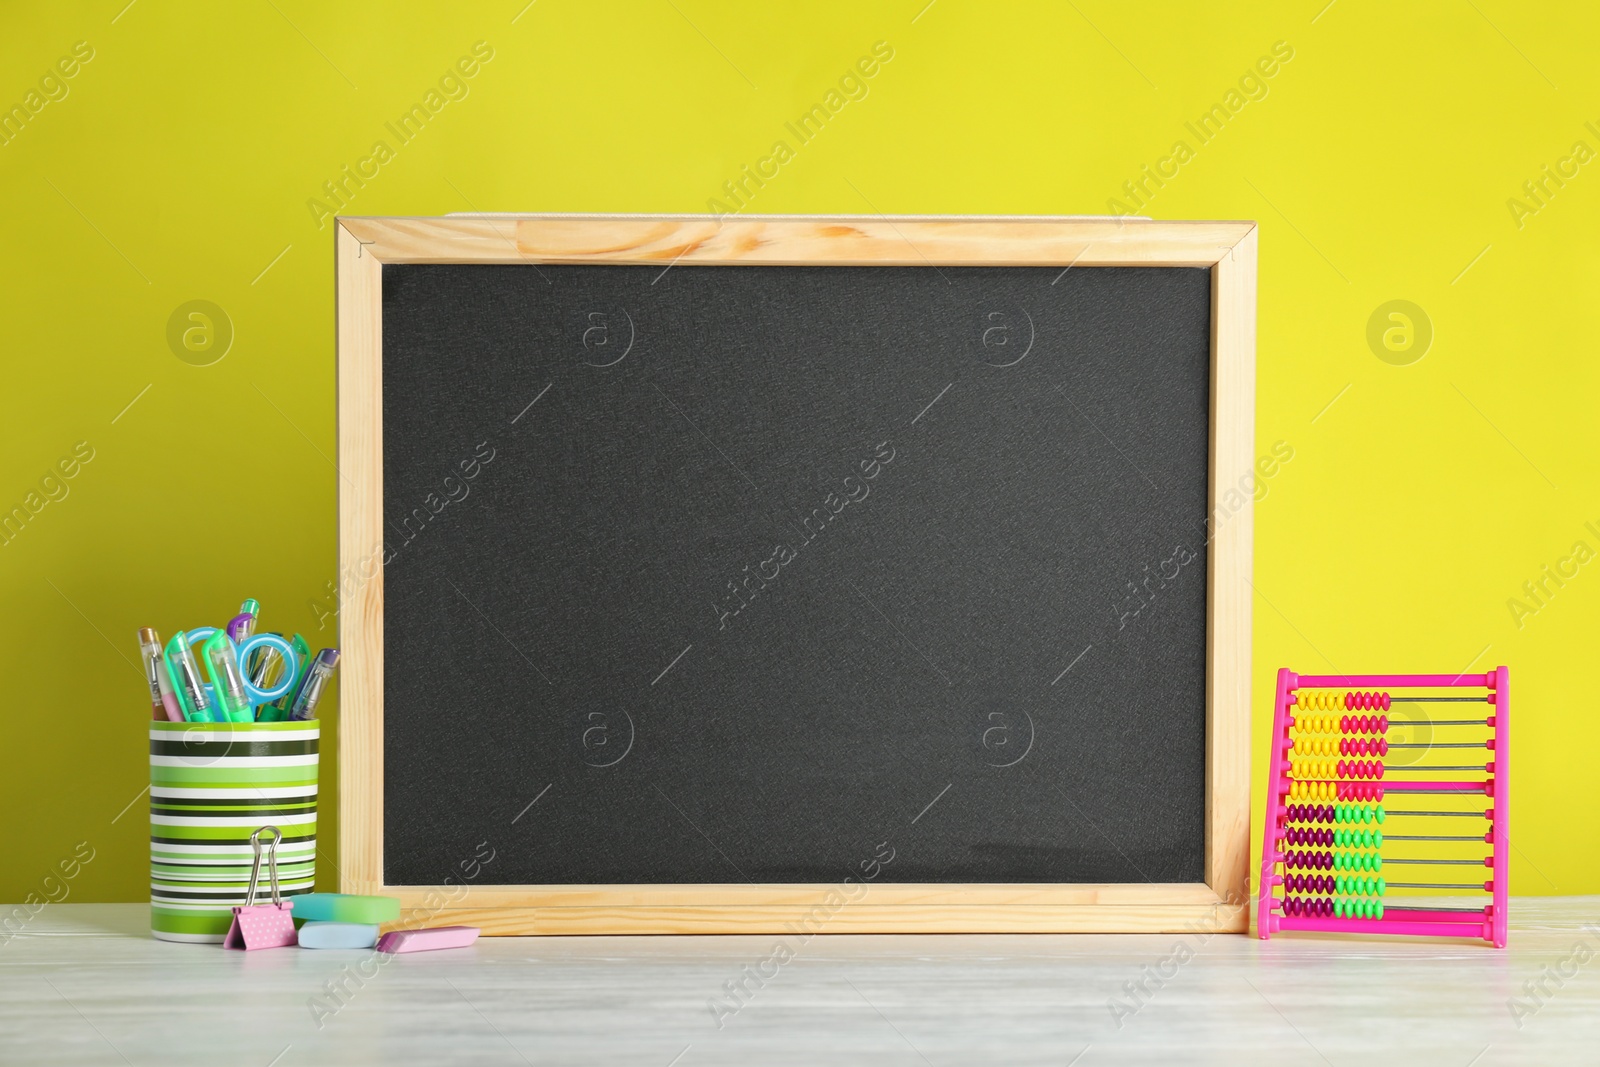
{"left": 1257, "top": 667, "right": 1509, "bottom": 947}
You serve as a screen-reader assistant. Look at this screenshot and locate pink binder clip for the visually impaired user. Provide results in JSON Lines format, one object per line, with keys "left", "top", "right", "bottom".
{"left": 224, "top": 826, "right": 298, "bottom": 950}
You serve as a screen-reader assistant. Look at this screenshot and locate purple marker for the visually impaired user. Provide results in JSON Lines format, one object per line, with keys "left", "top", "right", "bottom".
{"left": 289, "top": 649, "right": 340, "bottom": 721}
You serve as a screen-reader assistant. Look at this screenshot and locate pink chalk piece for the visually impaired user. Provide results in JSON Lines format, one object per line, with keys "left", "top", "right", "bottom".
{"left": 376, "top": 926, "right": 480, "bottom": 954}
{"left": 1258, "top": 667, "right": 1510, "bottom": 948}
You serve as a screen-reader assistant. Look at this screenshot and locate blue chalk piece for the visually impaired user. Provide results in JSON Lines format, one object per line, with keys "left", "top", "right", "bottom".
{"left": 296, "top": 921, "right": 381, "bottom": 949}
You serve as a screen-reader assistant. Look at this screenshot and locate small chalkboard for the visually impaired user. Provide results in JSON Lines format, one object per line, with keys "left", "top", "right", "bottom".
{"left": 337, "top": 216, "right": 1256, "bottom": 934}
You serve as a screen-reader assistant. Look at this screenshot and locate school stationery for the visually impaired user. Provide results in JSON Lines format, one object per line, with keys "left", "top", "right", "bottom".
{"left": 297, "top": 921, "right": 381, "bottom": 949}
{"left": 201, "top": 630, "right": 254, "bottom": 724}
{"left": 226, "top": 612, "right": 254, "bottom": 644}
{"left": 262, "top": 634, "right": 311, "bottom": 722}
{"left": 138, "top": 628, "right": 183, "bottom": 722}
{"left": 164, "top": 631, "right": 216, "bottom": 723}
{"left": 290, "top": 892, "right": 400, "bottom": 925}
{"left": 1258, "top": 667, "right": 1509, "bottom": 947}
{"left": 180, "top": 628, "right": 300, "bottom": 720}
{"left": 376, "top": 926, "right": 479, "bottom": 954}
{"left": 289, "top": 649, "right": 340, "bottom": 721}
{"left": 223, "top": 826, "right": 298, "bottom": 951}
{"left": 149, "top": 719, "right": 320, "bottom": 943}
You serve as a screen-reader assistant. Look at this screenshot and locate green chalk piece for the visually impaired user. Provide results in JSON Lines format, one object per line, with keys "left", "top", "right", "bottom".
{"left": 297, "top": 921, "right": 381, "bottom": 949}
{"left": 291, "top": 893, "right": 400, "bottom": 924}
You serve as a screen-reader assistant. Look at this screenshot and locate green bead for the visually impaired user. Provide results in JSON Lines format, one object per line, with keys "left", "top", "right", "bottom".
{"left": 1373, "top": 831, "right": 1382, "bottom": 849}
{"left": 1375, "top": 805, "right": 1385, "bottom": 824}
{"left": 1377, "top": 877, "right": 1386, "bottom": 897}
{"left": 1374, "top": 901, "right": 1384, "bottom": 919}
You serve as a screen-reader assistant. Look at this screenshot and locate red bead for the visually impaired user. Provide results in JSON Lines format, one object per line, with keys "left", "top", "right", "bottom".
{"left": 1344, "top": 692, "right": 1354, "bottom": 710}
{"left": 1378, "top": 715, "right": 1388, "bottom": 733}
{"left": 1378, "top": 739, "right": 1388, "bottom": 756}
{"left": 1381, "top": 692, "right": 1391, "bottom": 711}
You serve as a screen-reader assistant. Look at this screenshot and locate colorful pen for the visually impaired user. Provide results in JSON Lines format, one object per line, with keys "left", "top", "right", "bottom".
{"left": 249, "top": 635, "right": 284, "bottom": 719}
{"left": 289, "top": 648, "right": 340, "bottom": 721}
{"left": 138, "top": 628, "right": 183, "bottom": 722}
{"left": 201, "top": 631, "right": 255, "bottom": 724}
{"left": 239, "top": 598, "right": 261, "bottom": 672}
{"left": 164, "top": 631, "right": 215, "bottom": 723}
{"left": 261, "top": 633, "right": 310, "bottom": 722}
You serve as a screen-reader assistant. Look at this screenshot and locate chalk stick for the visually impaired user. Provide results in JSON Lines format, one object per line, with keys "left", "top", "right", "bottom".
{"left": 376, "top": 926, "right": 480, "bottom": 954}
{"left": 296, "top": 922, "right": 381, "bottom": 949}
{"left": 290, "top": 893, "right": 401, "bottom": 924}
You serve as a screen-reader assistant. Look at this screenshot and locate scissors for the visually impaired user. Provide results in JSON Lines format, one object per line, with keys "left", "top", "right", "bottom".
{"left": 184, "top": 626, "right": 299, "bottom": 721}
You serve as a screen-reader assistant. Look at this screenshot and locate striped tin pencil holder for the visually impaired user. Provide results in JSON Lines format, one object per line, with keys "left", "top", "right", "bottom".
{"left": 149, "top": 719, "right": 319, "bottom": 943}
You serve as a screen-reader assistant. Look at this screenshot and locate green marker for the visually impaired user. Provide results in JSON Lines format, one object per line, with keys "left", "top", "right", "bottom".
{"left": 201, "top": 631, "right": 254, "bottom": 723}
{"left": 164, "top": 631, "right": 215, "bottom": 723}
{"left": 259, "top": 633, "right": 310, "bottom": 722}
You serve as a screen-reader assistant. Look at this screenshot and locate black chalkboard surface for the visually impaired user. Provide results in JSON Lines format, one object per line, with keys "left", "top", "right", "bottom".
{"left": 380, "top": 262, "right": 1212, "bottom": 888}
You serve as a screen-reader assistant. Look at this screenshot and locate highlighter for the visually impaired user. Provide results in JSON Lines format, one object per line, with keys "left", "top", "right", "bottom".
{"left": 165, "top": 631, "right": 215, "bottom": 723}
{"left": 261, "top": 633, "right": 310, "bottom": 722}
{"left": 140, "top": 630, "right": 183, "bottom": 723}
{"left": 230, "top": 607, "right": 259, "bottom": 675}
{"left": 289, "top": 648, "right": 340, "bottom": 721}
{"left": 139, "top": 628, "right": 183, "bottom": 722}
{"left": 201, "top": 631, "right": 255, "bottom": 724}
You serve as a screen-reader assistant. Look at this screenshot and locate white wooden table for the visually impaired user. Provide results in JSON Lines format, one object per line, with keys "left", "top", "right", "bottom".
{"left": 2, "top": 900, "right": 1597, "bottom": 1065}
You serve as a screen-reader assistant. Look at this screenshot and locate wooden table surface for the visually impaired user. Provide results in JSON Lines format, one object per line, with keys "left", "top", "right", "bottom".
{"left": 2, "top": 900, "right": 1597, "bottom": 1065}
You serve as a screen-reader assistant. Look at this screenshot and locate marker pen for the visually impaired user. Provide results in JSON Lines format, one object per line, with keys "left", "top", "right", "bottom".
{"left": 165, "top": 631, "right": 215, "bottom": 723}
{"left": 138, "top": 628, "right": 183, "bottom": 722}
{"left": 261, "top": 633, "right": 310, "bottom": 722}
{"left": 240, "top": 599, "right": 261, "bottom": 673}
{"left": 289, "top": 648, "right": 340, "bottom": 721}
{"left": 201, "top": 631, "right": 255, "bottom": 724}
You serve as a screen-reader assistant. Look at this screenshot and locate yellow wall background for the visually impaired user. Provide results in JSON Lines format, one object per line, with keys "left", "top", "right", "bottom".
{"left": 2, "top": 1, "right": 1595, "bottom": 903}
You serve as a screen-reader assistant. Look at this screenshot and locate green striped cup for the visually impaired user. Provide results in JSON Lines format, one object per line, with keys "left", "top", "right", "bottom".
{"left": 149, "top": 719, "right": 319, "bottom": 943}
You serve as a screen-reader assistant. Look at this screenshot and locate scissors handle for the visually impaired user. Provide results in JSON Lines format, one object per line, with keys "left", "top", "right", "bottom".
{"left": 185, "top": 629, "right": 299, "bottom": 712}
{"left": 238, "top": 633, "right": 298, "bottom": 706}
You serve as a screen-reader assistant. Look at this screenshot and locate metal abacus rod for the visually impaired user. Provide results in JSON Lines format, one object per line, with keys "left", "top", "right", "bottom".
{"left": 1384, "top": 858, "right": 1486, "bottom": 865}
{"left": 1388, "top": 783, "right": 1497, "bottom": 793}
{"left": 1386, "top": 882, "right": 1491, "bottom": 891}
{"left": 1383, "top": 765, "right": 1488, "bottom": 772}
{"left": 1387, "top": 743, "right": 1486, "bottom": 748}
{"left": 1386, "top": 809, "right": 1491, "bottom": 817}
{"left": 1385, "top": 835, "right": 1484, "bottom": 842}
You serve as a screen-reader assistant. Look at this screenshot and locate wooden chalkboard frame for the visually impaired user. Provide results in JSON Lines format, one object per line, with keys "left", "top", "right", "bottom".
{"left": 336, "top": 214, "right": 1257, "bottom": 935}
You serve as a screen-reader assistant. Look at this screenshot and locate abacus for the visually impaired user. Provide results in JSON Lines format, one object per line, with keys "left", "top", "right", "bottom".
{"left": 1258, "top": 667, "right": 1509, "bottom": 947}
